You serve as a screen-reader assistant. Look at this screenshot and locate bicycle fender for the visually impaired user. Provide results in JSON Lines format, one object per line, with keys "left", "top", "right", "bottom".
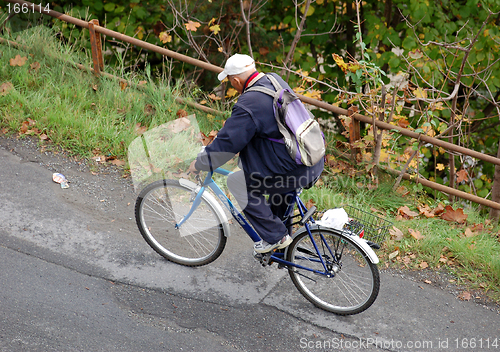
{"left": 179, "top": 178, "right": 231, "bottom": 237}
{"left": 287, "top": 225, "right": 379, "bottom": 264}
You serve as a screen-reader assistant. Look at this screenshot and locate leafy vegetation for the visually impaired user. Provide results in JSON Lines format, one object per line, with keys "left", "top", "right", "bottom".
{"left": 1, "top": 5, "right": 500, "bottom": 303}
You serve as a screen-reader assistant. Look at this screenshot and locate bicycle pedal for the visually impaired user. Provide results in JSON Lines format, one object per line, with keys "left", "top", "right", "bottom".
{"left": 253, "top": 251, "right": 273, "bottom": 266}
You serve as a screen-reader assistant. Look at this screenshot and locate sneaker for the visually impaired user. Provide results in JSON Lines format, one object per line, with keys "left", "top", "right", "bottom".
{"left": 254, "top": 235, "right": 292, "bottom": 253}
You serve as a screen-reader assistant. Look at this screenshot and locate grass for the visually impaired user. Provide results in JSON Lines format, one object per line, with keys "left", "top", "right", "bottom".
{"left": 0, "top": 26, "right": 222, "bottom": 161}
{"left": 1, "top": 26, "right": 500, "bottom": 304}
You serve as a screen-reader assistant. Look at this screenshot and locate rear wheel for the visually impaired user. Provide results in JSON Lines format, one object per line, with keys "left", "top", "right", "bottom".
{"left": 135, "top": 180, "right": 227, "bottom": 266}
{"left": 286, "top": 227, "right": 379, "bottom": 315}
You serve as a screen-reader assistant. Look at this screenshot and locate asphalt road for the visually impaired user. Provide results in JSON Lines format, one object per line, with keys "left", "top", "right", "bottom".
{"left": 0, "top": 135, "right": 498, "bottom": 352}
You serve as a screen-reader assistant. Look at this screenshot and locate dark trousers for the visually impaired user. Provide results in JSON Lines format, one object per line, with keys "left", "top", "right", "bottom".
{"left": 227, "top": 162, "right": 323, "bottom": 244}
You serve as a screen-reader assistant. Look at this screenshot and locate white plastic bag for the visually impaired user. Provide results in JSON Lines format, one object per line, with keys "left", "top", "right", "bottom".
{"left": 316, "top": 208, "right": 349, "bottom": 230}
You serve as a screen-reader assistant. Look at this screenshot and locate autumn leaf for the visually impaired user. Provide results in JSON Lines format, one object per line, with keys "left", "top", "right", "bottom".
{"left": 134, "top": 123, "right": 147, "bottom": 135}
{"left": 168, "top": 117, "right": 191, "bottom": 133}
{"left": 208, "top": 93, "right": 221, "bottom": 101}
{"left": 441, "top": 205, "right": 468, "bottom": 224}
{"left": 259, "top": 47, "right": 269, "bottom": 56}
{"left": 30, "top": 62, "right": 41, "bottom": 72}
{"left": 418, "top": 204, "right": 435, "bottom": 218}
{"left": 199, "top": 130, "right": 218, "bottom": 146}
{"left": 39, "top": 133, "right": 49, "bottom": 141}
{"left": 184, "top": 21, "right": 201, "bottom": 32}
{"left": 389, "top": 226, "right": 404, "bottom": 241}
{"left": 209, "top": 24, "right": 221, "bottom": 35}
{"left": 10, "top": 54, "right": 28, "bottom": 66}
{"left": 109, "top": 159, "right": 126, "bottom": 167}
{"left": 458, "top": 291, "right": 471, "bottom": 301}
{"left": 172, "top": 108, "right": 187, "bottom": 119}
{"left": 408, "top": 228, "right": 424, "bottom": 240}
{"left": 464, "top": 227, "right": 476, "bottom": 238}
{"left": 397, "top": 118, "right": 410, "bottom": 128}
{"left": 226, "top": 88, "right": 238, "bottom": 98}
{"left": 413, "top": 88, "right": 427, "bottom": 99}
{"left": 457, "top": 169, "right": 468, "bottom": 183}
{"left": 398, "top": 205, "right": 419, "bottom": 219}
{"left": 305, "top": 198, "right": 315, "bottom": 209}
{"left": 20, "top": 121, "right": 30, "bottom": 134}
{"left": 432, "top": 203, "right": 446, "bottom": 216}
{"left": 408, "top": 49, "right": 423, "bottom": 59}
{"left": 436, "top": 163, "right": 446, "bottom": 171}
{"left": 303, "top": 90, "right": 322, "bottom": 100}
{"left": 159, "top": 31, "right": 172, "bottom": 44}
{"left": 0, "top": 82, "right": 13, "bottom": 96}
{"left": 388, "top": 250, "right": 399, "bottom": 260}
{"left": 119, "top": 81, "right": 128, "bottom": 91}
{"left": 419, "top": 261, "right": 429, "bottom": 269}
{"left": 332, "top": 54, "right": 348, "bottom": 73}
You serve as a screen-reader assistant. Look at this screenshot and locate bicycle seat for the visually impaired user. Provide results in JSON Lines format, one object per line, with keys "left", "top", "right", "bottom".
{"left": 304, "top": 175, "right": 321, "bottom": 190}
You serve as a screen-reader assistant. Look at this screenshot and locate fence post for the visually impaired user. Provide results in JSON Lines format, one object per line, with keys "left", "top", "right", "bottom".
{"left": 348, "top": 106, "right": 361, "bottom": 161}
{"left": 88, "top": 19, "right": 104, "bottom": 76}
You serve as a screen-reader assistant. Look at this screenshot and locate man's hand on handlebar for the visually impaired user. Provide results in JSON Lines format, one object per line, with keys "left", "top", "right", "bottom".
{"left": 188, "top": 160, "right": 200, "bottom": 175}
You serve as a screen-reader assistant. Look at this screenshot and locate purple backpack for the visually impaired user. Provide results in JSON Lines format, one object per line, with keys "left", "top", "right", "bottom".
{"left": 247, "top": 74, "right": 325, "bottom": 166}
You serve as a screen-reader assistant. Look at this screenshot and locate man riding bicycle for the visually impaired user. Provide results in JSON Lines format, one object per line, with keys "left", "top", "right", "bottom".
{"left": 190, "top": 54, "right": 324, "bottom": 253}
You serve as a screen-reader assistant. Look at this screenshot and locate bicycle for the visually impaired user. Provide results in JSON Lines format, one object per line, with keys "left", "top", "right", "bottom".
{"left": 135, "top": 167, "right": 391, "bottom": 315}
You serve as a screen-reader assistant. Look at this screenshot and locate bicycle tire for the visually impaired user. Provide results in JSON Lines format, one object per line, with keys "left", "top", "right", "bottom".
{"left": 135, "top": 179, "right": 227, "bottom": 266}
{"left": 286, "top": 227, "right": 380, "bottom": 315}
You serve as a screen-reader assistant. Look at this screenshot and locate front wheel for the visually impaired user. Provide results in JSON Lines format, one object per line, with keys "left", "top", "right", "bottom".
{"left": 135, "top": 179, "right": 227, "bottom": 266}
{"left": 286, "top": 227, "right": 380, "bottom": 315}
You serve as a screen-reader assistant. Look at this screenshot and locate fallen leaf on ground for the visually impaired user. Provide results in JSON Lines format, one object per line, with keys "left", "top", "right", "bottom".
{"left": 418, "top": 204, "right": 434, "bottom": 218}
{"left": 398, "top": 206, "right": 419, "bottom": 219}
{"left": 199, "top": 130, "right": 218, "bottom": 146}
{"left": 176, "top": 109, "right": 188, "bottom": 118}
{"left": 458, "top": 291, "right": 471, "bottom": 301}
{"left": 441, "top": 205, "right": 468, "bottom": 224}
{"left": 30, "top": 61, "right": 41, "bottom": 72}
{"left": 20, "top": 121, "right": 30, "bottom": 134}
{"left": 464, "top": 227, "right": 477, "bottom": 238}
{"left": 424, "top": 280, "right": 432, "bottom": 284}
{"left": 388, "top": 250, "right": 399, "bottom": 260}
{"left": 419, "top": 261, "right": 429, "bottom": 269}
{"left": 109, "top": 159, "right": 126, "bottom": 166}
{"left": 10, "top": 54, "right": 28, "bottom": 66}
{"left": 0, "top": 82, "right": 14, "bottom": 96}
{"left": 432, "top": 203, "right": 446, "bottom": 216}
{"left": 408, "top": 228, "right": 424, "bottom": 240}
{"left": 168, "top": 117, "right": 191, "bottom": 134}
{"left": 134, "top": 123, "right": 147, "bottom": 135}
{"left": 389, "top": 226, "right": 404, "bottom": 241}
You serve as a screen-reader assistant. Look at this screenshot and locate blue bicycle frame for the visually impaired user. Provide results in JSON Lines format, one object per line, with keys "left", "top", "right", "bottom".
{"left": 179, "top": 168, "right": 337, "bottom": 276}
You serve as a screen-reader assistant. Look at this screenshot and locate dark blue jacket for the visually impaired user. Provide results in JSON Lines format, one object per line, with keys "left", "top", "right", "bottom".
{"left": 195, "top": 73, "right": 319, "bottom": 183}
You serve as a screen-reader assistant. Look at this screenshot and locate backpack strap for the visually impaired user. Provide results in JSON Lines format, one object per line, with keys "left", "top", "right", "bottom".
{"left": 245, "top": 73, "right": 283, "bottom": 97}
{"left": 265, "top": 73, "right": 283, "bottom": 91}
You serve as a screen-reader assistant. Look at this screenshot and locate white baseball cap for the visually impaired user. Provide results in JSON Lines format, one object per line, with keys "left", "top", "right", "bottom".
{"left": 217, "top": 54, "right": 255, "bottom": 81}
